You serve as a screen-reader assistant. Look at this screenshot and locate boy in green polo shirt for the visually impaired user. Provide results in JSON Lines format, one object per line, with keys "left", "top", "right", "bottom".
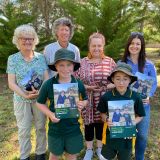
{"left": 97, "top": 62, "right": 145, "bottom": 160}
{"left": 36, "top": 49, "right": 88, "bottom": 160}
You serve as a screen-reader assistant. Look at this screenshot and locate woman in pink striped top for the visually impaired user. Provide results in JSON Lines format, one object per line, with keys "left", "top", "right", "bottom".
{"left": 74, "top": 32, "right": 116, "bottom": 160}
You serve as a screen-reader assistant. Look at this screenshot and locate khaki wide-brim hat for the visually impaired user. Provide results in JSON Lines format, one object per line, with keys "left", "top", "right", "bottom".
{"left": 48, "top": 48, "right": 80, "bottom": 71}
{"left": 107, "top": 62, "right": 137, "bottom": 84}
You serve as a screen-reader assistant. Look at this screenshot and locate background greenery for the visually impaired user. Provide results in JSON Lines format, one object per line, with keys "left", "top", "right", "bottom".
{"left": 0, "top": 0, "right": 160, "bottom": 73}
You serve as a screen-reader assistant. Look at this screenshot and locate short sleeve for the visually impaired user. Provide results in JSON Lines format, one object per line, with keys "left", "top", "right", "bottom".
{"left": 6, "top": 56, "right": 16, "bottom": 74}
{"left": 78, "top": 80, "right": 88, "bottom": 100}
{"left": 41, "top": 54, "right": 48, "bottom": 71}
{"left": 97, "top": 94, "right": 108, "bottom": 113}
{"left": 37, "top": 80, "right": 48, "bottom": 104}
{"left": 134, "top": 94, "right": 145, "bottom": 117}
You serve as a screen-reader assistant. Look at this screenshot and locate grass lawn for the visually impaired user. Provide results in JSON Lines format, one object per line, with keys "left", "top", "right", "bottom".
{"left": 0, "top": 52, "right": 160, "bottom": 160}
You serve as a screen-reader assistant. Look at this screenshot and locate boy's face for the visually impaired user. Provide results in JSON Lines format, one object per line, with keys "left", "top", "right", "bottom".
{"left": 111, "top": 71, "right": 131, "bottom": 95}
{"left": 55, "top": 60, "right": 74, "bottom": 79}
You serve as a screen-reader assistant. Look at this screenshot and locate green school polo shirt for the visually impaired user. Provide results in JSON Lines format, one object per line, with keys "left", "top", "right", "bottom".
{"left": 37, "top": 74, "right": 87, "bottom": 137}
{"left": 97, "top": 88, "right": 145, "bottom": 150}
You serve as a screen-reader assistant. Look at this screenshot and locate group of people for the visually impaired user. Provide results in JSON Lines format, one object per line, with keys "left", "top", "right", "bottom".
{"left": 6, "top": 17, "right": 157, "bottom": 160}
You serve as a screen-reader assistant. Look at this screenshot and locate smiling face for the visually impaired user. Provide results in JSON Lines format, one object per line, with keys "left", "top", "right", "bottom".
{"left": 55, "top": 60, "right": 74, "bottom": 80}
{"left": 18, "top": 34, "right": 35, "bottom": 52}
{"left": 56, "top": 25, "right": 70, "bottom": 44}
{"left": 128, "top": 37, "right": 141, "bottom": 57}
{"left": 89, "top": 37, "right": 104, "bottom": 59}
{"left": 112, "top": 71, "right": 131, "bottom": 95}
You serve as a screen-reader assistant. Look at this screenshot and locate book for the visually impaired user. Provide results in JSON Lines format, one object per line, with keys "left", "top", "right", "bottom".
{"left": 20, "top": 69, "right": 43, "bottom": 91}
{"left": 53, "top": 83, "right": 80, "bottom": 119}
{"left": 108, "top": 100, "right": 136, "bottom": 138}
{"left": 130, "top": 72, "right": 155, "bottom": 99}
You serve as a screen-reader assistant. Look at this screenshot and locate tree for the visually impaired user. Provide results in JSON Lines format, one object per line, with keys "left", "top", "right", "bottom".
{"left": 0, "top": 2, "right": 34, "bottom": 72}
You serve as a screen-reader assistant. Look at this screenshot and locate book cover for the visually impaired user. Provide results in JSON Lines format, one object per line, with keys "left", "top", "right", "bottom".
{"left": 130, "top": 72, "right": 155, "bottom": 99}
{"left": 20, "top": 69, "right": 43, "bottom": 91}
{"left": 108, "top": 100, "right": 136, "bottom": 138}
{"left": 53, "top": 83, "right": 80, "bottom": 119}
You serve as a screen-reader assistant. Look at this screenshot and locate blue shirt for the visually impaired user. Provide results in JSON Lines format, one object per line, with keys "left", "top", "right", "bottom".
{"left": 126, "top": 57, "right": 157, "bottom": 97}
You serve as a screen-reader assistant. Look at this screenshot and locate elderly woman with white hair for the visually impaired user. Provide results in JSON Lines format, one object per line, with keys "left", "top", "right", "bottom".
{"left": 7, "top": 24, "right": 49, "bottom": 160}
{"left": 44, "top": 17, "right": 80, "bottom": 78}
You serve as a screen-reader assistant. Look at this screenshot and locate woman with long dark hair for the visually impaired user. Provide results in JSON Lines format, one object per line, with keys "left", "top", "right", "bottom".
{"left": 121, "top": 32, "right": 157, "bottom": 160}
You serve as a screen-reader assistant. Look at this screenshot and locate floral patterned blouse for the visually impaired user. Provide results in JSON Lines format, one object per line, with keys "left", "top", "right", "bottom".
{"left": 74, "top": 56, "right": 116, "bottom": 124}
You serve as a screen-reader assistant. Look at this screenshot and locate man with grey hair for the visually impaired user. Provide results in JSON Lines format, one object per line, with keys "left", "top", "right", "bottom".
{"left": 44, "top": 17, "right": 81, "bottom": 78}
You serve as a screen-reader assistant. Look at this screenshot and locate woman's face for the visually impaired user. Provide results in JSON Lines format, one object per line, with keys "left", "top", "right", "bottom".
{"left": 56, "top": 25, "right": 70, "bottom": 43}
{"left": 89, "top": 37, "right": 104, "bottom": 59}
{"left": 18, "top": 34, "right": 35, "bottom": 52}
{"left": 128, "top": 38, "right": 141, "bottom": 56}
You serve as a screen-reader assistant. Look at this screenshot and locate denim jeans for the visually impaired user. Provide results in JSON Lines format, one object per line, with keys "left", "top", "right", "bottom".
{"left": 135, "top": 104, "right": 150, "bottom": 160}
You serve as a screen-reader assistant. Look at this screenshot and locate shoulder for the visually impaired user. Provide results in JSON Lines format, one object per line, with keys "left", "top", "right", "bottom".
{"left": 34, "top": 51, "right": 43, "bottom": 57}
{"left": 45, "top": 42, "right": 57, "bottom": 50}
{"left": 81, "top": 57, "right": 88, "bottom": 62}
{"left": 8, "top": 52, "right": 20, "bottom": 58}
{"left": 68, "top": 43, "right": 79, "bottom": 51}
{"left": 145, "top": 59, "right": 155, "bottom": 67}
{"left": 42, "top": 77, "right": 54, "bottom": 87}
{"left": 8, "top": 52, "right": 21, "bottom": 62}
{"left": 103, "top": 56, "right": 116, "bottom": 65}
{"left": 34, "top": 52, "right": 46, "bottom": 61}
{"left": 101, "top": 90, "right": 112, "bottom": 100}
{"left": 131, "top": 90, "right": 141, "bottom": 100}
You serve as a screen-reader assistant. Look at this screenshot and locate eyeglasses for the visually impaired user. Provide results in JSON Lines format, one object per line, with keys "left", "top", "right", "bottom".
{"left": 19, "top": 37, "right": 34, "bottom": 42}
{"left": 131, "top": 32, "right": 143, "bottom": 36}
{"left": 114, "top": 78, "right": 130, "bottom": 83}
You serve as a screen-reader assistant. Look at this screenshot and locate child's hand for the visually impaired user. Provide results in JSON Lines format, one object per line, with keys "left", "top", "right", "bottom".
{"left": 49, "top": 112, "right": 60, "bottom": 123}
{"left": 124, "top": 137, "right": 133, "bottom": 139}
{"left": 107, "top": 119, "right": 114, "bottom": 127}
{"left": 77, "top": 101, "right": 85, "bottom": 112}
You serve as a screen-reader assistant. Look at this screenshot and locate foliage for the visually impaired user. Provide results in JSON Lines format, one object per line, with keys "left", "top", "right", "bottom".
{"left": 0, "top": 0, "right": 160, "bottom": 72}
{"left": 0, "top": 2, "right": 34, "bottom": 72}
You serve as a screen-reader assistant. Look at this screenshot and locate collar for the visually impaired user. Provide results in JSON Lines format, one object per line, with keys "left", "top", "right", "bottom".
{"left": 19, "top": 51, "right": 38, "bottom": 61}
{"left": 112, "top": 88, "right": 132, "bottom": 98}
{"left": 53, "top": 74, "right": 77, "bottom": 83}
{"left": 57, "top": 41, "right": 69, "bottom": 48}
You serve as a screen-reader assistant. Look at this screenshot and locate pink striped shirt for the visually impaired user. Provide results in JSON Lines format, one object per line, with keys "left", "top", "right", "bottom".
{"left": 74, "top": 57, "right": 116, "bottom": 124}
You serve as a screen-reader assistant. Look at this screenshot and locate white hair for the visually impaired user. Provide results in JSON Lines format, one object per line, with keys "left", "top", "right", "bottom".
{"left": 12, "top": 24, "right": 39, "bottom": 50}
{"left": 52, "top": 17, "right": 74, "bottom": 40}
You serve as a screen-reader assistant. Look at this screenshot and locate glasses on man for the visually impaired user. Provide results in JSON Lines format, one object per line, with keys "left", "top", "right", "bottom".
{"left": 19, "top": 37, "right": 34, "bottom": 42}
{"left": 131, "top": 32, "right": 143, "bottom": 36}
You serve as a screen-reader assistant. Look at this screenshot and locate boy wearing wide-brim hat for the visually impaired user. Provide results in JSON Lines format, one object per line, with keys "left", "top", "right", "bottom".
{"left": 97, "top": 62, "right": 145, "bottom": 160}
{"left": 36, "top": 48, "right": 88, "bottom": 160}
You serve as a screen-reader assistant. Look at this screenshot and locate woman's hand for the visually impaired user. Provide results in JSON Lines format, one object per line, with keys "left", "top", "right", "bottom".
{"left": 142, "top": 97, "right": 150, "bottom": 105}
{"left": 85, "top": 85, "right": 99, "bottom": 91}
{"left": 25, "top": 86, "right": 39, "bottom": 99}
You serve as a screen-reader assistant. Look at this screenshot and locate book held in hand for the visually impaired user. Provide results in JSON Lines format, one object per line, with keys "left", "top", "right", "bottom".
{"left": 20, "top": 69, "right": 43, "bottom": 91}
{"left": 108, "top": 100, "right": 136, "bottom": 138}
{"left": 130, "top": 72, "right": 155, "bottom": 99}
{"left": 53, "top": 83, "right": 79, "bottom": 119}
